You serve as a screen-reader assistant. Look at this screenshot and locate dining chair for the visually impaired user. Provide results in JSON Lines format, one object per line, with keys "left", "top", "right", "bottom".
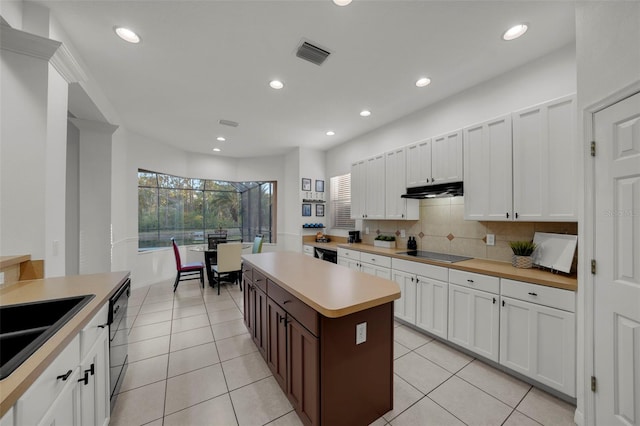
{"left": 252, "top": 235, "right": 264, "bottom": 254}
{"left": 211, "top": 242, "right": 243, "bottom": 295}
{"left": 171, "top": 238, "right": 204, "bottom": 292}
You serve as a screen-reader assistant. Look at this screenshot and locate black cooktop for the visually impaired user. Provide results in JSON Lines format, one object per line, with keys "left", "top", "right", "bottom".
{"left": 399, "top": 250, "right": 472, "bottom": 263}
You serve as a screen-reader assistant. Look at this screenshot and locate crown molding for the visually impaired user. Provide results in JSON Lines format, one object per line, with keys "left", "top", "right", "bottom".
{"left": 1, "top": 25, "right": 86, "bottom": 83}
{"left": 69, "top": 117, "right": 119, "bottom": 135}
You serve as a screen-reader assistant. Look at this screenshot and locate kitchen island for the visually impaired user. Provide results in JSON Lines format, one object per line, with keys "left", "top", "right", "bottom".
{"left": 241, "top": 252, "right": 400, "bottom": 426}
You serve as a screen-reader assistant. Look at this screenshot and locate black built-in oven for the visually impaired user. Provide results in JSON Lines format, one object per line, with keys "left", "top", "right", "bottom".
{"left": 109, "top": 278, "right": 130, "bottom": 408}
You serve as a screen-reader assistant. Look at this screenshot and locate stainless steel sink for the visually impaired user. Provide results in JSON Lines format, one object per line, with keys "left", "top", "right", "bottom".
{"left": 0, "top": 294, "right": 95, "bottom": 379}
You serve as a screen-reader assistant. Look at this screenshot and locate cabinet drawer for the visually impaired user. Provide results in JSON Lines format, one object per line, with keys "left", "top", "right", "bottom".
{"left": 15, "top": 335, "right": 80, "bottom": 425}
{"left": 449, "top": 269, "right": 499, "bottom": 294}
{"left": 303, "top": 245, "right": 314, "bottom": 255}
{"left": 80, "top": 303, "right": 109, "bottom": 358}
{"left": 392, "top": 258, "right": 448, "bottom": 282}
{"left": 268, "top": 280, "right": 319, "bottom": 336}
{"left": 253, "top": 270, "right": 267, "bottom": 293}
{"left": 242, "top": 264, "right": 253, "bottom": 282}
{"left": 501, "top": 279, "right": 575, "bottom": 312}
{"left": 359, "top": 253, "right": 391, "bottom": 268}
{"left": 337, "top": 248, "right": 360, "bottom": 261}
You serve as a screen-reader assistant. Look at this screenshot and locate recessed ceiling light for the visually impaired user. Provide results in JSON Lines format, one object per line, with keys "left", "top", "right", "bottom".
{"left": 216, "top": 136, "right": 226, "bottom": 142}
{"left": 213, "top": 148, "right": 221, "bottom": 152}
{"left": 333, "top": 0, "right": 352, "bottom": 6}
{"left": 326, "top": 131, "right": 335, "bottom": 136}
{"left": 269, "top": 80, "right": 284, "bottom": 89}
{"left": 502, "top": 24, "right": 528, "bottom": 41}
{"left": 360, "top": 110, "right": 371, "bottom": 117}
{"left": 416, "top": 77, "right": 431, "bottom": 87}
{"left": 114, "top": 26, "right": 141, "bottom": 44}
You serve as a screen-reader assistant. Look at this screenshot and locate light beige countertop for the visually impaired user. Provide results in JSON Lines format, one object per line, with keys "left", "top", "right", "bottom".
{"left": 334, "top": 243, "right": 577, "bottom": 291}
{"left": 242, "top": 252, "right": 400, "bottom": 318}
{"left": 0, "top": 271, "right": 130, "bottom": 417}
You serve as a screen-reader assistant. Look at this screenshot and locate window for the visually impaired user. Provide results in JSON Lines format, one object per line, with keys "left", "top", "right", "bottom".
{"left": 331, "top": 173, "right": 355, "bottom": 229}
{"left": 138, "top": 170, "right": 275, "bottom": 249}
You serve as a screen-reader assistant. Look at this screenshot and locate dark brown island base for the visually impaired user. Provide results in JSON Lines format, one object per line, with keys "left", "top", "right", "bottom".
{"left": 241, "top": 252, "right": 401, "bottom": 426}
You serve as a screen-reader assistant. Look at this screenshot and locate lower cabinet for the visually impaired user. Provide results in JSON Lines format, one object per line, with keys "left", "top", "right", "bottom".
{"left": 499, "top": 279, "right": 576, "bottom": 397}
{"left": 78, "top": 328, "right": 110, "bottom": 426}
{"left": 244, "top": 266, "right": 267, "bottom": 358}
{"left": 266, "top": 297, "right": 287, "bottom": 390}
{"left": 392, "top": 270, "right": 417, "bottom": 324}
{"left": 287, "top": 316, "right": 319, "bottom": 426}
{"left": 37, "top": 368, "right": 81, "bottom": 426}
{"left": 416, "top": 276, "right": 448, "bottom": 340}
{"left": 447, "top": 283, "right": 500, "bottom": 362}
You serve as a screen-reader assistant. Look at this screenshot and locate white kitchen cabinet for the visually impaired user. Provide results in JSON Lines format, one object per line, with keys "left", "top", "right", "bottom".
{"left": 512, "top": 94, "right": 577, "bottom": 221}
{"left": 448, "top": 283, "right": 500, "bottom": 362}
{"left": 303, "top": 245, "right": 314, "bottom": 256}
{"left": 463, "top": 115, "right": 513, "bottom": 221}
{"left": 385, "top": 147, "right": 419, "bottom": 220}
{"left": 416, "top": 276, "right": 448, "bottom": 340}
{"left": 359, "top": 252, "right": 392, "bottom": 280}
{"left": 392, "top": 269, "right": 417, "bottom": 324}
{"left": 500, "top": 279, "right": 576, "bottom": 397}
{"left": 406, "top": 138, "right": 431, "bottom": 187}
{"left": 79, "top": 327, "right": 110, "bottom": 426}
{"left": 350, "top": 160, "right": 366, "bottom": 220}
{"left": 338, "top": 257, "right": 359, "bottom": 271}
{"left": 337, "top": 247, "right": 360, "bottom": 271}
{"left": 0, "top": 407, "right": 13, "bottom": 426}
{"left": 37, "top": 368, "right": 81, "bottom": 426}
{"left": 350, "top": 155, "right": 385, "bottom": 219}
{"left": 431, "top": 129, "right": 463, "bottom": 184}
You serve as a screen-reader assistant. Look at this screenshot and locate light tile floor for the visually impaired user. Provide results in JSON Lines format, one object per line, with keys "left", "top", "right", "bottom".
{"left": 112, "top": 279, "right": 577, "bottom": 426}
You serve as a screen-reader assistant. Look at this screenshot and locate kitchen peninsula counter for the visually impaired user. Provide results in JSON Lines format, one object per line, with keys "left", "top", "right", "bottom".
{"left": 0, "top": 271, "right": 130, "bottom": 417}
{"left": 242, "top": 252, "right": 399, "bottom": 426}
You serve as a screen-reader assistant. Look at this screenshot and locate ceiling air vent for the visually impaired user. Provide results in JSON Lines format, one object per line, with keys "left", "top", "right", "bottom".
{"left": 219, "top": 119, "right": 239, "bottom": 127}
{"left": 296, "top": 41, "right": 331, "bottom": 66}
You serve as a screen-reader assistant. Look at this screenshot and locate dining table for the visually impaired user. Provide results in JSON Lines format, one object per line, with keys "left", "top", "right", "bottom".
{"left": 189, "top": 242, "right": 252, "bottom": 286}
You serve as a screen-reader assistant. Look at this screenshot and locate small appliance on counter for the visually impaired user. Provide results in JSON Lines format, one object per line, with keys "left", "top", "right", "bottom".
{"left": 315, "top": 231, "right": 330, "bottom": 243}
{"left": 407, "top": 236, "right": 417, "bottom": 250}
{"left": 348, "top": 230, "right": 361, "bottom": 243}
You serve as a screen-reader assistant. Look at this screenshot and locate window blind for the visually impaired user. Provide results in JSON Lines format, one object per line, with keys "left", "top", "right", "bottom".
{"left": 331, "top": 174, "right": 355, "bottom": 229}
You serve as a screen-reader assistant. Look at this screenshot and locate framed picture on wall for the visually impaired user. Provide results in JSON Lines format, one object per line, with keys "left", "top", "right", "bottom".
{"left": 315, "top": 179, "right": 324, "bottom": 192}
{"left": 302, "top": 203, "right": 312, "bottom": 216}
{"left": 302, "top": 178, "right": 312, "bottom": 191}
{"left": 316, "top": 204, "right": 324, "bottom": 217}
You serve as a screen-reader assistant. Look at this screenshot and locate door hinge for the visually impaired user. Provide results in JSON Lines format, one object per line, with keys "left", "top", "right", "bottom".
{"left": 591, "top": 259, "right": 597, "bottom": 275}
{"left": 591, "top": 376, "right": 597, "bottom": 392}
{"left": 590, "top": 141, "right": 596, "bottom": 157}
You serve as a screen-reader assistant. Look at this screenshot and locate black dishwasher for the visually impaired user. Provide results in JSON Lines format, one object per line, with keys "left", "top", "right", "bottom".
{"left": 314, "top": 247, "right": 337, "bottom": 263}
{"left": 109, "top": 278, "right": 130, "bottom": 408}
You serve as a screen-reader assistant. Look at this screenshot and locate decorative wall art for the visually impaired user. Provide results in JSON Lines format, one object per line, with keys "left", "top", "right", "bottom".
{"left": 315, "top": 179, "right": 324, "bottom": 192}
{"left": 302, "top": 178, "right": 311, "bottom": 191}
{"left": 302, "top": 203, "right": 312, "bottom": 216}
{"left": 316, "top": 204, "right": 325, "bottom": 217}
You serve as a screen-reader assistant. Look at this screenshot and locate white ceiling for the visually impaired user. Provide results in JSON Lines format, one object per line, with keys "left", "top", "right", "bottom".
{"left": 38, "top": 1, "right": 576, "bottom": 158}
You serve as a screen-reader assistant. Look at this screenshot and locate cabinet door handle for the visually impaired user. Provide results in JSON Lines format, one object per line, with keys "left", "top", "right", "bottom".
{"left": 467, "top": 279, "right": 474, "bottom": 283}
{"left": 283, "top": 300, "right": 292, "bottom": 304}
{"left": 416, "top": 278, "right": 420, "bottom": 283}
{"left": 493, "top": 297, "right": 496, "bottom": 304}
{"left": 502, "top": 300, "right": 505, "bottom": 307}
{"left": 57, "top": 370, "right": 73, "bottom": 381}
{"left": 411, "top": 277, "right": 414, "bottom": 282}
{"left": 506, "top": 212, "right": 510, "bottom": 218}
{"left": 515, "top": 212, "right": 519, "bottom": 219}
{"left": 78, "top": 370, "right": 89, "bottom": 386}
{"left": 98, "top": 324, "right": 107, "bottom": 329}
{"left": 527, "top": 292, "right": 538, "bottom": 296}
{"left": 88, "top": 363, "right": 95, "bottom": 376}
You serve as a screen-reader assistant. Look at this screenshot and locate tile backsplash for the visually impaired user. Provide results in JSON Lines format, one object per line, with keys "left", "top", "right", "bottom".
{"left": 360, "top": 196, "right": 578, "bottom": 265}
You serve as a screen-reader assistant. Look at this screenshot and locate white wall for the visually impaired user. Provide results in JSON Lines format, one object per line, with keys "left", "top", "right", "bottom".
{"left": 574, "top": 3, "right": 640, "bottom": 425}
{"left": 0, "top": 0, "right": 22, "bottom": 28}
{"left": 326, "top": 44, "right": 577, "bottom": 178}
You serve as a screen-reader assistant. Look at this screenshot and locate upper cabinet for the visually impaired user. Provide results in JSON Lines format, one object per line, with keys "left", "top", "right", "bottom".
{"left": 386, "top": 148, "right": 418, "bottom": 220}
{"left": 350, "top": 154, "right": 385, "bottom": 219}
{"left": 464, "top": 94, "right": 577, "bottom": 222}
{"left": 464, "top": 115, "right": 514, "bottom": 221}
{"left": 406, "top": 130, "right": 463, "bottom": 188}
{"left": 432, "top": 130, "right": 464, "bottom": 185}
{"left": 512, "top": 95, "right": 577, "bottom": 221}
{"left": 406, "top": 139, "right": 431, "bottom": 187}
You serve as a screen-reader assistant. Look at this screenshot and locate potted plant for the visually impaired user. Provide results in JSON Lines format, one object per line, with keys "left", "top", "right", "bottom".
{"left": 374, "top": 234, "right": 396, "bottom": 248}
{"left": 509, "top": 240, "right": 537, "bottom": 269}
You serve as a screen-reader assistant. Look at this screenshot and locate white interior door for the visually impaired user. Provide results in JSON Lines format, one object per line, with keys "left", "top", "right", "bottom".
{"left": 593, "top": 91, "right": 640, "bottom": 426}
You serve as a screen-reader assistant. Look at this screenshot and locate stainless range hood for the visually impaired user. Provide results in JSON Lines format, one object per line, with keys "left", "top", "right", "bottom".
{"left": 401, "top": 182, "right": 463, "bottom": 199}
